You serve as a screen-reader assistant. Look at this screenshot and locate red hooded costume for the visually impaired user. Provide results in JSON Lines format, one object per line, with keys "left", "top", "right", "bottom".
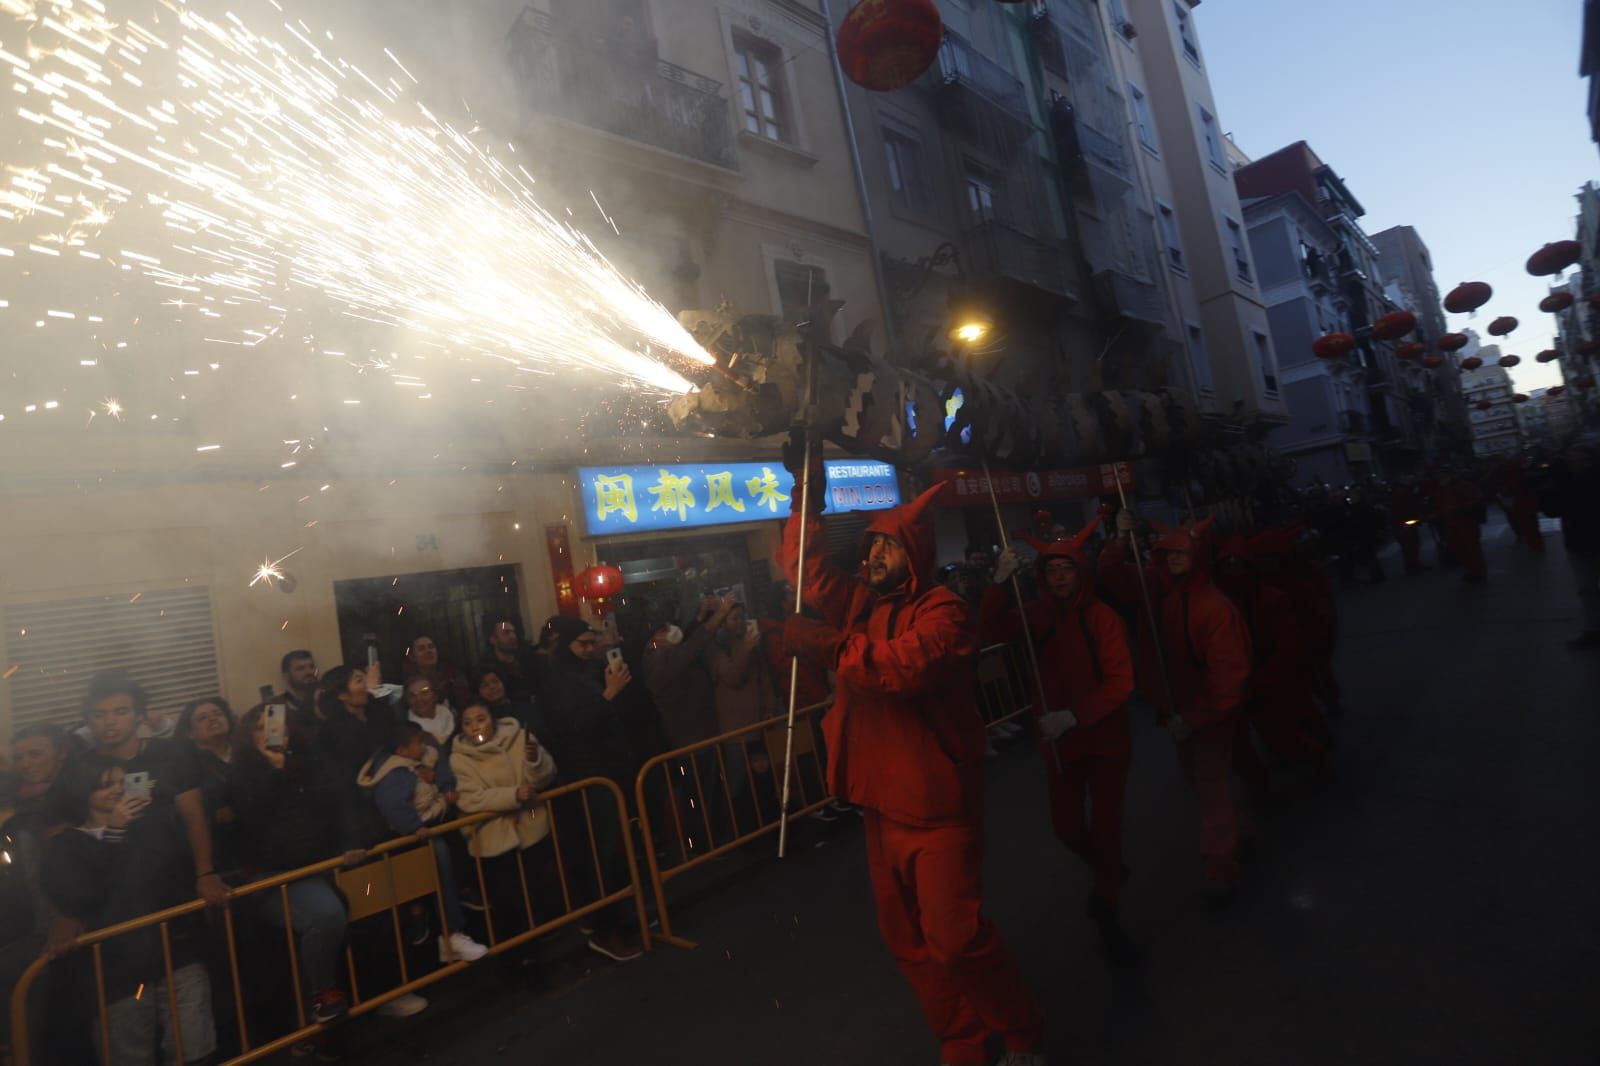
{"left": 978, "top": 520, "right": 1135, "bottom": 907}
{"left": 1437, "top": 473, "right": 1488, "bottom": 579}
{"left": 1151, "top": 517, "right": 1253, "bottom": 889}
{"left": 780, "top": 483, "right": 1042, "bottom": 1066}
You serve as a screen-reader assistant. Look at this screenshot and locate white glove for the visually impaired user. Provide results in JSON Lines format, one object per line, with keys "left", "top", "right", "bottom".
{"left": 1038, "top": 709, "right": 1078, "bottom": 741}
{"left": 992, "top": 546, "right": 1023, "bottom": 585}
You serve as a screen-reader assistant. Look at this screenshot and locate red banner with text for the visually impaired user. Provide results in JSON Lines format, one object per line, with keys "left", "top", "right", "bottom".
{"left": 930, "top": 463, "right": 1135, "bottom": 506}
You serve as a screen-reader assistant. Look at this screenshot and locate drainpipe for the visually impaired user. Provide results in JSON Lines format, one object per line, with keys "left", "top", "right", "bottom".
{"left": 818, "top": 0, "right": 898, "bottom": 352}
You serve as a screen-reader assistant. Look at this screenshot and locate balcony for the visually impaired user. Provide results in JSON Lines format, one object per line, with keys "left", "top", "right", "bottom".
{"left": 1029, "top": 8, "right": 1069, "bottom": 79}
{"left": 1050, "top": 95, "right": 1132, "bottom": 210}
{"left": 931, "top": 31, "right": 1035, "bottom": 156}
{"left": 1340, "top": 410, "right": 1371, "bottom": 436}
{"left": 505, "top": 7, "right": 735, "bottom": 170}
{"left": 1093, "top": 267, "right": 1165, "bottom": 325}
{"left": 963, "top": 219, "right": 1076, "bottom": 300}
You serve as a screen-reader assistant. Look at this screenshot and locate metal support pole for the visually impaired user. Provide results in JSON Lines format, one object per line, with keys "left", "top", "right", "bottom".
{"left": 778, "top": 345, "right": 820, "bottom": 859}
{"left": 981, "top": 461, "right": 1061, "bottom": 774}
{"left": 1110, "top": 465, "right": 1179, "bottom": 723}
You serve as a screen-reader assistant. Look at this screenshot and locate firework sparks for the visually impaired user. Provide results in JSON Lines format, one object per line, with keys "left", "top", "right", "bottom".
{"left": 249, "top": 546, "right": 302, "bottom": 588}
{"left": 1, "top": 0, "right": 715, "bottom": 437}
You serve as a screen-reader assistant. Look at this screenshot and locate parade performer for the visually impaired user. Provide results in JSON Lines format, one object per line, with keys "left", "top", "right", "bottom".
{"left": 1438, "top": 467, "right": 1489, "bottom": 583}
{"left": 1390, "top": 477, "right": 1429, "bottom": 574}
{"left": 779, "top": 463, "right": 1046, "bottom": 1066}
{"left": 1149, "top": 517, "right": 1254, "bottom": 905}
{"left": 981, "top": 520, "right": 1139, "bottom": 964}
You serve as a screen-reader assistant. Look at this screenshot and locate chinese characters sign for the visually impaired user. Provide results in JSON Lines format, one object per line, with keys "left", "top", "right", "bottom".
{"left": 579, "top": 460, "right": 901, "bottom": 536}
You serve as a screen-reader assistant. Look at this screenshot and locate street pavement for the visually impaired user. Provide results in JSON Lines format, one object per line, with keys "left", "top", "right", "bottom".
{"left": 363, "top": 516, "right": 1600, "bottom": 1066}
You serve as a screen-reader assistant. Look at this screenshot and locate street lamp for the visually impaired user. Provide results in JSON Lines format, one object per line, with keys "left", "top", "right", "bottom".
{"left": 949, "top": 314, "right": 994, "bottom": 347}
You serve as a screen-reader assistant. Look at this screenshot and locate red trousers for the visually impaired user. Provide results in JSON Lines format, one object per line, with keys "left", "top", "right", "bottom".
{"left": 1179, "top": 716, "right": 1245, "bottom": 887}
{"left": 1396, "top": 523, "right": 1423, "bottom": 571}
{"left": 1445, "top": 520, "right": 1487, "bottom": 578}
{"left": 1047, "top": 752, "right": 1130, "bottom": 906}
{"left": 863, "top": 810, "right": 1044, "bottom": 1066}
{"left": 1510, "top": 501, "right": 1544, "bottom": 552}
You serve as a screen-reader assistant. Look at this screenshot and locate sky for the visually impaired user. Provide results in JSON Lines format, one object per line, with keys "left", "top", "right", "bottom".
{"left": 1196, "top": 0, "right": 1595, "bottom": 393}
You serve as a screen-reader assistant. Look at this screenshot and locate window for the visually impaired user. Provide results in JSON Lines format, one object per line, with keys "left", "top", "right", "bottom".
{"left": 965, "top": 164, "right": 1002, "bottom": 223}
{"left": 775, "top": 259, "right": 831, "bottom": 329}
{"left": 1157, "top": 202, "right": 1185, "bottom": 272}
{"left": 882, "top": 126, "right": 928, "bottom": 212}
{"left": 1174, "top": 1, "right": 1200, "bottom": 65}
{"left": 734, "top": 35, "right": 789, "bottom": 143}
{"left": 1254, "top": 330, "right": 1278, "bottom": 394}
{"left": 1129, "top": 83, "right": 1158, "bottom": 153}
{"left": 1225, "top": 216, "right": 1251, "bottom": 282}
{"left": 1186, "top": 323, "right": 1214, "bottom": 394}
{"left": 1198, "top": 105, "right": 1225, "bottom": 171}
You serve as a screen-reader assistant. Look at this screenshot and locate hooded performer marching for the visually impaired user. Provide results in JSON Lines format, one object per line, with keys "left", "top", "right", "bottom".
{"left": 980, "top": 520, "right": 1138, "bottom": 964}
{"left": 780, "top": 467, "right": 1046, "bottom": 1066}
{"left": 1149, "top": 516, "right": 1254, "bottom": 904}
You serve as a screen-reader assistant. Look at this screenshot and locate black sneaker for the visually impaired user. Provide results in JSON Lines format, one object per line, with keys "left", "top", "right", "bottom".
{"left": 310, "top": 987, "right": 349, "bottom": 1026}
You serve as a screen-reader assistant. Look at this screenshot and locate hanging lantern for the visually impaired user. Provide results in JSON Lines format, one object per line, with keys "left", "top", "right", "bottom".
{"left": 1443, "top": 281, "right": 1492, "bottom": 314}
{"left": 1549, "top": 385, "right": 1566, "bottom": 396}
{"left": 1487, "top": 316, "right": 1518, "bottom": 337}
{"left": 1396, "top": 341, "right": 1426, "bottom": 360}
{"left": 574, "top": 564, "right": 626, "bottom": 615}
{"left": 1539, "top": 291, "right": 1575, "bottom": 313}
{"left": 1437, "top": 332, "right": 1469, "bottom": 352}
{"left": 1498, "top": 354, "right": 1521, "bottom": 368}
{"left": 836, "top": 0, "right": 944, "bottom": 92}
{"left": 1459, "top": 355, "right": 1484, "bottom": 370}
{"left": 1312, "top": 331, "right": 1356, "bottom": 359}
{"left": 1422, "top": 354, "right": 1444, "bottom": 369}
{"left": 1535, "top": 349, "right": 1560, "bottom": 363}
{"left": 1370, "top": 310, "right": 1417, "bottom": 340}
{"left": 1578, "top": 339, "right": 1600, "bottom": 357}
{"left": 1525, "top": 240, "right": 1582, "bottom": 276}
{"left": 1512, "top": 393, "right": 1529, "bottom": 404}
{"left": 1475, "top": 399, "right": 1493, "bottom": 411}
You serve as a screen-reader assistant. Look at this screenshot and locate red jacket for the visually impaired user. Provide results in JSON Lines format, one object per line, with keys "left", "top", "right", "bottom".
{"left": 779, "top": 486, "right": 986, "bottom": 827}
{"left": 1152, "top": 521, "right": 1252, "bottom": 726}
{"left": 978, "top": 536, "right": 1133, "bottom": 760}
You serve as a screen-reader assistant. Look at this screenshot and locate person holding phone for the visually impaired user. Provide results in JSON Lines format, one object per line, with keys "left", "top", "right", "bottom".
{"left": 709, "top": 602, "right": 778, "bottom": 822}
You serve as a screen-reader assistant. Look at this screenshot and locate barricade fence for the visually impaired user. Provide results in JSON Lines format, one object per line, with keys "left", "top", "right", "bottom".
{"left": 8, "top": 776, "right": 648, "bottom": 1066}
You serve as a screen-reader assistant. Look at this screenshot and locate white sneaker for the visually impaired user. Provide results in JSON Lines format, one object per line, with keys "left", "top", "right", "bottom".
{"left": 377, "top": 992, "right": 428, "bottom": 1018}
{"left": 440, "top": 931, "right": 488, "bottom": 963}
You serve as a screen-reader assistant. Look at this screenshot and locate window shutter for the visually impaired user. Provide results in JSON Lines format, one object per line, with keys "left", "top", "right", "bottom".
{"left": 3, "top": 585, "right": 221, "bottom": 731}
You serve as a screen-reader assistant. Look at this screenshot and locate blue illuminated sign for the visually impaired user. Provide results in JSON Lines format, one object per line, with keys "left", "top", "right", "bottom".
{"left": 578, "top": 460, "right": 901, "bottom": 536}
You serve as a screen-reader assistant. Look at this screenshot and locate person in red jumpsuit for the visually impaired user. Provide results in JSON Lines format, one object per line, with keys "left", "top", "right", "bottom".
{"left": 780, "top": 475, "right": 1046, "bottom": 1066}
{"left": 1492, "top": 457, "right": 1545, "bottom": 554}
{"left": 1214, "top": 534, "right": 1329, "bottom": 800}
{"left": 1437, "top": 466, "right": 1489, "bottom": 582}
{"left": 1149, "top": 516, "right": 1254, "bottom": 905}
{"left": 980, "top": 519, "right": 1138, "bottom": 965}
{"left": 1389, "top": 476, "right": 1429, "bottom": 575}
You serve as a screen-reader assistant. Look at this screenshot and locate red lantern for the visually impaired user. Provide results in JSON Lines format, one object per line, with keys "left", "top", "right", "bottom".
{"left": 1498, "top": 354, "right": 1521, "bottom": 368}
{"left": 1525, "top": 240, "right": 1581, "bottom": 276}
{"left": 1443, "top": 281, "right": 1492, "bottom": 314}
{"left": 1422, "top": 354, "right": 1444, "bottom": 369}
{"left": 1578, "top": 339, "right": 1600, "bottom": 357}
{"left": 1539, "top": 291, "right": 1575, "bottom": 313}
{"left": 1549, "top": 385, "right": 1566, "bottom": 396}
{"left": 1512, "top": 393, "right": 1529, "bottom": 404}
{"left": 1475, "top": 399, "right": 1493, "bottom": 411}
{"left": 1370, "top": 310, "right": 1417, "bottom": 340}
{"left": 1395, "top": 341, "right": 1425, "bottom": 360}
{"left": 574, "top": 564, "right": 625, "bottom": 615}
{"left": 1312, "top": 332, "right": 1356, "bottom": 359}
{"left": 1487, "top": 316, "right": 1518, "bottom": 337}
{"left": 1535, "top": 349, "right": 1560, "bottom": 363}
{"left": 1459, "top": 356, "right": 1484, "bottom": 370}
{"left": 836, "top": 0, "right": 944, "bottom": 92}
{"left": 1437, "top": 332, "right": 1469, "bottom": 352}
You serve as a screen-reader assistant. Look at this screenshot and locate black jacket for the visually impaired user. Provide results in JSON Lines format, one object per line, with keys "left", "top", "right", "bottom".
{"left": 540, "top": 651, "right": 639, "bottom": 789}
{"left": 1540, "top": 459, "right": 1600, "bottom": 553}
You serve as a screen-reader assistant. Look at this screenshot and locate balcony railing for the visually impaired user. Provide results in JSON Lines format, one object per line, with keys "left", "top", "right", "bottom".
{"left": 963, "top": 218, "right": 1076, "bottom": 300}
{"left": 1029, "top": 8, "right": 1069, "bottom": 78}
{"left": 932, "top": 30, "right": 1034, "bottom": 155}
{"left": 506, "top": 7, "right": 735, "bottom": 169}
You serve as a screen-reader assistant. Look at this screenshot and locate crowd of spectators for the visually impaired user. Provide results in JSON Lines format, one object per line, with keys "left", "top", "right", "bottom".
{"left": 0, "top": 596, "right": 833, "bottom": 1066}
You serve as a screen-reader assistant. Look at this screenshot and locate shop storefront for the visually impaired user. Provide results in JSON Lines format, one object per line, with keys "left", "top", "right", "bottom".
{"left": 572, "top": 458, "right": 902, "bottom": 640}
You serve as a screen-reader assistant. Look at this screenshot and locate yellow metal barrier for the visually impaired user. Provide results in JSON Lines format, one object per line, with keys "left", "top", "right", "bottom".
{"left": 8, "top": 776, "right": 648, "bottom": 1066}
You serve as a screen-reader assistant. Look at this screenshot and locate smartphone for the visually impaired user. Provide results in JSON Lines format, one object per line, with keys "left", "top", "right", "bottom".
{"left": 264, "top": 703, "right": 288, "bottom": 750}
{"left": 605, "top": 647, "right": 624, "bottom": 669}
{"left": 258, "top": 683, "right": 275, "bottom": 702}
{"left": 122, "top": 771, "right": 153, "bottom": 802}
{"left": 366, "top": 644, "right": 379, "bottom": 669}
{"left": 745, "top": 619, "right": 760, "bottom": 640}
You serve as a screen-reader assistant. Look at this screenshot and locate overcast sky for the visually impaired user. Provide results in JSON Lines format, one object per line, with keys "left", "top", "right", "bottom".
{"left": 1196, "top": 0, "right": 1594, "bottom": 393}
